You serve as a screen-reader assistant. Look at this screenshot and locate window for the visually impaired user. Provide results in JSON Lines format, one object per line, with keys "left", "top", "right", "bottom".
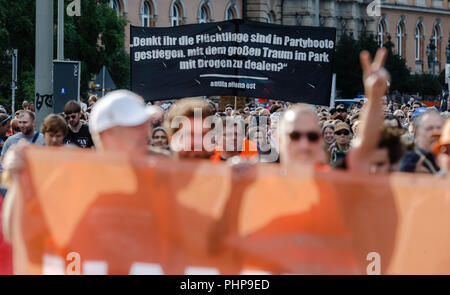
{"left": 432, "top": 24, "right": 441, "bottom": 61}
{"left": 110, "top": 0, "right": 121, "bottom": 16}
{"left": 141, "top": 1, "right": 156, "bottom": 27}
{"left": 170, "top": 1, "right": 184, "bottom": 27}
{"left": 415, "top": 23, "right": 424, "bottom": 61}
{"left": 267, "top": 11, "right": 276, "bottom": 24}
{"left": 397, "top": 22, "right": 406, "bottom": 57}
{"left": 377, "top": 19, "right": 386, "bottom": 48}
{"left": 198, "top": 2, "right": 212, "bottom": 24}
{"left": 225, "top": 2, "right": 239, "bottom": 20}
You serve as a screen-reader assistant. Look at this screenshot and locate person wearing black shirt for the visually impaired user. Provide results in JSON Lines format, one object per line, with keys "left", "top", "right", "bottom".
{"left": 63, "top": 100, "right": 94, "bottom": 148}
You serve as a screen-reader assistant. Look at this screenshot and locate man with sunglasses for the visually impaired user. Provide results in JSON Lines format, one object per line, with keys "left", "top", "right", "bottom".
{"left": 329, "top": 122, "right": 351, "bottom": 165}
{"left": 63, "top": 100, "right": 94, "bottom": 148}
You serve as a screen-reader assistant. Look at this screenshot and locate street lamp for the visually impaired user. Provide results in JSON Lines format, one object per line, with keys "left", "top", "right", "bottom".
{"left": 426, "top": 38, "right": 437, "bottom": 75}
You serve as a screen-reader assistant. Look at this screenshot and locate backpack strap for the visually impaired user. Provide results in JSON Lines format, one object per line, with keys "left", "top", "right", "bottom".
{"left": 31, "top": 132, "right": 40, "bottom": 144}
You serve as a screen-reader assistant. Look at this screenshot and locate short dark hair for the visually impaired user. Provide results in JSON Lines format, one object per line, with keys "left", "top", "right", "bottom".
{"left": 378, "top": 127, "right": 405, "bottom": 164}
{"left": 384, "top": 114, "right": 401, "bottom": 128}
{"left": 64, "top": 100, "right": 81, "bottom": 114}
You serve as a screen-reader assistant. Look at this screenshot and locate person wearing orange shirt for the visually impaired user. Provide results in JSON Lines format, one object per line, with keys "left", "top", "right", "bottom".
{"left": 210, "top": 116, "right": 258, "bottom": 162}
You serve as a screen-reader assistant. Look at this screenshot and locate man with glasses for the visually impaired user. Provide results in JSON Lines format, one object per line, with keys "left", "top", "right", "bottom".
{"left": 329, "top": 122, "right": 351, "bottom": 165}
{"left": 63, "top": 100, "right": 94, "bottom": 148}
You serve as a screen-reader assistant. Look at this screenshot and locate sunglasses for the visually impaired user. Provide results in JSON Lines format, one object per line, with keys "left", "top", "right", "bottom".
{"left": 398, "top": 116, "right": 405, "bottom": 119}
{"left": 0, "top": 115, "right": 12, "bottom": 126}
{"left": 65, "top": 113, "right": 78, "bottom": 120}
{"left": 289, "top": 131, "right": 320, "bottom": 143}
{"left": 335, "top": 130, "right": 350, "bottom": 136}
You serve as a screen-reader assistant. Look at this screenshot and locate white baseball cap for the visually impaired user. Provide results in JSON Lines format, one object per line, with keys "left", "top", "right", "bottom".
{"left": 89, "top": 90, "right": 157, "bottom": 134}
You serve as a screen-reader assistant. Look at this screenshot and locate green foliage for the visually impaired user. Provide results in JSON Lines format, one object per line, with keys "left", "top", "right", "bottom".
{"left": 0, "top": 0, "right": 35, "bottom": 111}
{"left": 0, "top": 0, "right": 129, "bottom": 112}
{"left": 405, "top": 74, "right": 442, "bottom": 97}
{"left": 335, "top": 33, "right": 379, "bottom": 99}
{"left": 335, "top": 33, "right": 441, "bottom": 99}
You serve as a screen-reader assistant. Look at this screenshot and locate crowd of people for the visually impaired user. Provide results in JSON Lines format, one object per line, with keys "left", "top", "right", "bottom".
{"left": 0, "top": 47, "right": 448, "bottom": 274}
{"left": 0, "top": 49, "right": 448, "bottom": 188}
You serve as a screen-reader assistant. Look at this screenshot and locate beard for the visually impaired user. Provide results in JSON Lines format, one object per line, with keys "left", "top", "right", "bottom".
{"left": 21, "top": 125, "right": 34, "bottom": 136}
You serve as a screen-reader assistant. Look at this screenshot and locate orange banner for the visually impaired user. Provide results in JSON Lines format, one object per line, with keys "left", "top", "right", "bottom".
{"left": 8, "top": 147, "right": 450, "bottom": 274}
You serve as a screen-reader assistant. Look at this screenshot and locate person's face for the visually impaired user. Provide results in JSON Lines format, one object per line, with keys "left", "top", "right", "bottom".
{"left": 65, "top": 112, "right": 81, "bottom": 128}
{"left": 152, "top": 130, "right": 168, "bottom": 147}
{"left": 403, "top": 106, "right": 410, "bottom": 113}
{"left": 44, "top": 131, "right": 65, "bottom": 147}
{"left": 29, "top": 104, "right": 35, "bottom": 112}
{"left": 416, "top": 114, "right": 443, "bottom": 152}
{"left": 223, "top": 123, "right": 244, "bottom": 152}
{"left": 335, "top": 128, "right": 351, "bottom": 145}
{"left": 18, "top": 114, "right": 34, "bottom": 136}
{"left": 323, "top": 127, "right": 335, "bottom": 145}
{"left": 413, "top": 104, "right": 421, "bottom": 111}
{"left": 368, "top": 148, "right": 390, "bottom": 174}
{"left": 336, "top": 107, "right": 347, "bottom": 119}
{"left": 393, "top": 105, "right": 399, "bottom": 111}
{"left": 282, "top": 112, "right": 323, "bottom": 165}
{"left": 225, "top": 107, "right": 233, "bottom": 116}
{"left": 384, "top": 119, "right": 399, "bottom": 128}
{"left": 395, "top": 113, "right": 405, "bottom": 123}
{"left": 318, "top": 113, "right": 328, "bottom": 121}
{"left": 249, "top": 127, "right": 266, "bottom": 147}
{"left": 176, "top": 118, "right": 213, "bottom": 159}
{"left": 101, "top": 122, "right": 150, "bottom": 156}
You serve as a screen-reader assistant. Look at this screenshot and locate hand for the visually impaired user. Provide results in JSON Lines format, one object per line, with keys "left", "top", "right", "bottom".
{"left": 360, "top": 48, "right": 391, "bottom": 100}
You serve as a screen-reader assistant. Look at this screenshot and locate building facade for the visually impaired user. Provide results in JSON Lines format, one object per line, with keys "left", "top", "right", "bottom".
{"left": 376, "top": 0, "right": 449, "bottom": 74}
{"left": 114, "top": 0, "right": 449, "bottom": 75}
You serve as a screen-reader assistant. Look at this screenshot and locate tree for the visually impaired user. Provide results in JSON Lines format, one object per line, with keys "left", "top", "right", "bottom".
{"left": 0, "top": 0, "right": 129, "bottom": 112}
{"left": 0, "top": 0, "right": 36, "bottom": 111}
{"left": 335, "top": 33, "right": 378, "bottom": 99}
{"left": 382, "top": 35, "right": 410, "bottom": 94}
{"left": 64, "top": 0, "right": 130, "bottom": 99}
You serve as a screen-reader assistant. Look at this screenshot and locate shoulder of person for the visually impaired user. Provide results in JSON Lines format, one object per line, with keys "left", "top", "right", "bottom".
{"left": 401, "top": 150, "right": 420, "bottom": 161}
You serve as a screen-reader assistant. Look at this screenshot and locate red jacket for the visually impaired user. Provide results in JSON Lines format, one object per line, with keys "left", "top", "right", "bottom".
{"left": 0, "top": 198, "right": 13, "bottom": 274}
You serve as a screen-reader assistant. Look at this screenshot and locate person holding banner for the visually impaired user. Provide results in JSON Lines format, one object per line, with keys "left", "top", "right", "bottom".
{"left": 164, "top": 97, "right": 216, "bottom": 160}
{"left": 88, "top": 90, "right": 158, "bottom": 157}
{"left": 278, "top": 48, "right": 391, "bottom": 174}
{"left": 434, "top": 118, "right": 450, "bottom": 176}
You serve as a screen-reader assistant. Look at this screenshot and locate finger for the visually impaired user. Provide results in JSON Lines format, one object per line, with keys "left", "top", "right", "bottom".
{"left": 360, "top": 50, "right": 372, "bottom": 75}
{"left": 373, "top": 48, "right": 388, "bottom": 71}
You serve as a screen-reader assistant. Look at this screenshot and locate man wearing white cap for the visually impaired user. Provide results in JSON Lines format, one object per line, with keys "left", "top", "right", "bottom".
{"left": 89, "top": 90, "right": 158, "bottom": 156}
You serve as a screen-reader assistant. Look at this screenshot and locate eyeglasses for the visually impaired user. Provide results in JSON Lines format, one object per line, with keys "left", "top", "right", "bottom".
{"left": 335, "top": 130, "right": 350, "bottom": 136}
{"left": 0, "top": 115, "right": 12, "bottom": 126}
{"left": 65, "top": 113, "right": 78, "bottom": 120}
{"left": 288, "top": 131, "right": 320, "bottom": 143}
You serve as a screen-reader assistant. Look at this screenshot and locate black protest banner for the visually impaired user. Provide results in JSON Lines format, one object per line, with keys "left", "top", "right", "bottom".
{"left": 130, "top": 20, "right": 336, "bottom": 105}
